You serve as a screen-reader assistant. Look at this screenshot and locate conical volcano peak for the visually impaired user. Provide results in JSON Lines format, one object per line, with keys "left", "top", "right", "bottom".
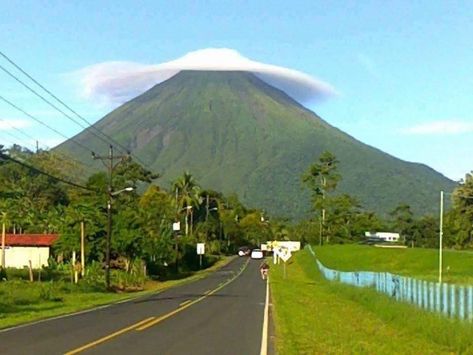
{"left": 57, "top": 71, "right": 455, "bottom": 218}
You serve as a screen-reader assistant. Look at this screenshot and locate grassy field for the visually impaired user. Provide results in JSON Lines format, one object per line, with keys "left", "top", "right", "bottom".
{"left": 314, "top": 244, "right": 473, "bottom": 284}
{"left": 0, "top": 256, "right": 233, "bottom": 329}
{"left": 270, "top": 249, "right": 473, "bottom": 354}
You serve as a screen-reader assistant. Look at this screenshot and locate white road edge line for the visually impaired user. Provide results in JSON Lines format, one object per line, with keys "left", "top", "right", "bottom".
{"left": 260, "top": 276, "right": 269, "bottom": 355}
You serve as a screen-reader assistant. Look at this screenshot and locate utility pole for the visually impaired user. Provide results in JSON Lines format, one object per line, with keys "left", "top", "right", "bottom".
{"left": 80, "top": 221, "right": 85, "bottom": 278}
{"left": 439, "top": 190, "right": 444, "bottom": 284}
{"left": 92, "top": 145, "right": 129, "bottom": 290}
{"left": 321, "top": 176, "right": 326, "bottom": 244}
{"left": 1, "top": 222, "right": 5, "bottom": 268}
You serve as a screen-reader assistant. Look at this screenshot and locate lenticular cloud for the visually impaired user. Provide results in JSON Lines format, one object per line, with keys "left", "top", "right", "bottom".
{"left": 77, "top": 48, "right": 336, "bottom": 106}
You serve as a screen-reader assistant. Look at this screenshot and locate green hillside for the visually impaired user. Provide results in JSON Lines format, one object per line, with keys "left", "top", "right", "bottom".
{"left": 56, "top": 71, "right": 456, "bottom": 218}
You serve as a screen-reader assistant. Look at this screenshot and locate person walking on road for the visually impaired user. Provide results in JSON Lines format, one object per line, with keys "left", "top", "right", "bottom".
{"left": 260, "top": 261, "right": 269, "bottom": 280}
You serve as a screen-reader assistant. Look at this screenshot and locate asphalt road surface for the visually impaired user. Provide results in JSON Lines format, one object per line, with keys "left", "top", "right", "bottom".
{"left": 0, "top": 257, "right": 271, "bottom": 355}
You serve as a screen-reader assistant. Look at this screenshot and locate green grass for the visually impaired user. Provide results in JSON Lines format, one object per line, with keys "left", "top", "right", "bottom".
{"left": 314, "top": 244, "right": 473, "bottom": 284}
{"left": 270, "top": 250, "right": 473, "bottom": 354}
{"left": 0, "top": 256, "right": 234, "bottom": 329}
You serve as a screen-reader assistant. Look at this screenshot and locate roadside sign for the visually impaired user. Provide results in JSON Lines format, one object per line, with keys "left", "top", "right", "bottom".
{"left": 172, "top": 222, "right": 180, "bottom": 231}
{"left": 196, "top": 243, "right": 205, "bottom": 255}
{"left": 279, "top": 248, "right": 292, "bottom": 262}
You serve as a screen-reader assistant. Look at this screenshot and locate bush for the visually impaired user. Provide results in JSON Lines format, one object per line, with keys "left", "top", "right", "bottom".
{"left": 0, "top": 267, "right": 7, "bottom": 281}
{"left": 82, "top": 261, "right": 105, "bottom": 290}
{"left": 39, "top": 282, "right": 63, "bottom": 302}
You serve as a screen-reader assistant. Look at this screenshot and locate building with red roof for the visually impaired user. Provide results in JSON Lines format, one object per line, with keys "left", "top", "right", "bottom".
{"left": 1, "top": 234, "right": 58, "bottom": 268}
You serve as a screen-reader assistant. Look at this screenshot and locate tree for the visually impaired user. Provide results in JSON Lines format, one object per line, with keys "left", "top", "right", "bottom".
{"left": 302, "top": 151, "right": 340, "bottom": 244}
{"left": 138, "top": 186, "right": 176, "bottom": 267}
{"left": 172, "top": 172, "right": 201, "bottom": 236}
{"left": 390, "top": 204, "right": 415, "bottom": 246}
{"left": 453, "top": 173, "right": 473, "bottom": 221}
{"left": 325, "top": 194, "right": 360, "bottom": 242}
{"left": 445, "top": 172, "right": 473, "bottom": 248}
{"left": 239, "top": 211, "right": 272, "bottom": 247}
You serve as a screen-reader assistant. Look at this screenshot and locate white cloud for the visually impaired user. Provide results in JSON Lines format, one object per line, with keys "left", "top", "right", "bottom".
{"left": 73, "top": 48, "right": 336, "bottom": 106}
{"left": 402, "top": 120, "right": 473, "bottom": 135}
{"left": 0, "top": 119, "right": 31, "bottom": 130}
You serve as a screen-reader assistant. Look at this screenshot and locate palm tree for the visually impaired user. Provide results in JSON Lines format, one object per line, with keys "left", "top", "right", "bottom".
{"left": 172, "top": 172, "right": 201, "bottom": 236}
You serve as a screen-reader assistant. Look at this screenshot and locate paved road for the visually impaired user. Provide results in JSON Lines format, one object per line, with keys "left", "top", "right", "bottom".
{"left": 0, "top": 257, "right": 270, "bottom": 355}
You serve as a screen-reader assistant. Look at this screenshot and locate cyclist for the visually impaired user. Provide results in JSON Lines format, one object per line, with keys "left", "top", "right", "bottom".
{"left": 260, "top": 261, "right": 270, "bottom": 280}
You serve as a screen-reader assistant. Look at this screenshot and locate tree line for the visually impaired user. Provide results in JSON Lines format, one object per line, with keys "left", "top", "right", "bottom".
{"left": 0, "top": 145, "right": 272, "bottom": 279}
{"left": 1, "top": 144, "right": 472, "bottom": 283}
{"left": 298, "top": 151, "right": 473, "bottom": 249}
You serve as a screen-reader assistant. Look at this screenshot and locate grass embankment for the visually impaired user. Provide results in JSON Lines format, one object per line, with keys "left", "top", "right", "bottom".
{"left": 270, "top": 250, "right": 473, "bottom": 354}
{"left": 315, "top": 244, "right": 473, "bottom": 284}
{"left": 0, "top": 256, "right": 233, "bottom": 329}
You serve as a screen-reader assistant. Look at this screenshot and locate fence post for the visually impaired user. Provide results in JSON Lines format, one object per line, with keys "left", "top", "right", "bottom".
{"left": 404, "top": 277, "right": 408, "bottom": 302}
{"left": 450, "top": 285, "right": 456, "bottom": 318}
{"left": 442, "top": 283, "right": 449, "bottom": 316}
{"left": 423, "top": 281, "right": 428, "bottom": 310}
{"left": 418, "top": 280, "right": 423, "bottom": 307}
{"left": 437, "top": 283, "right": 442, "bottom": 313}
{"left": 385, "top": 273, "right": 388, "bottom": 294}
{"left": 468, "top": 287, "right": 473, "bottom": 321}
{"left": 429, "top": 282, "right": 435, "bottom": 312}
{"left": 459, "top": 286, "right": 465, "bottom": 320}
{"left": 412, "top": 279, "right": 419, "bottom": 304}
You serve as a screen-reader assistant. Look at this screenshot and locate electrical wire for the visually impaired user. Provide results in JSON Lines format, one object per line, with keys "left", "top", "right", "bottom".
{"left": 0, "top": 111, "right": 95, "bottom": 178}
{"left": 0, "top": 51, "right": 151, "bottom": 168}
{"left": 0, "top": 63, "right": 120, "bottom": 153}
{"left": 0, "top": 94, "right": 92, "bottom": 154}
{"left": 0, "top": 152, "right": 95, "bottom": 192}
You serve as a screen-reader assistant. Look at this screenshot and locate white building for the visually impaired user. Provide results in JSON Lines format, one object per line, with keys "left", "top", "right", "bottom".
{"left": 1, "top": 234, "right": 58, "bottom": 268}
{"left": 364, "top": 232, "right": 400, "bottom": 243}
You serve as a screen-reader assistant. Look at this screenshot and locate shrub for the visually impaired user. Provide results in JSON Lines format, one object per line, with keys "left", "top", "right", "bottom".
{"left": 0, "top": 267, "right": 7, "bottom": 281}
{"left": 39, "top": 282, "right": 63, "bottom": 302}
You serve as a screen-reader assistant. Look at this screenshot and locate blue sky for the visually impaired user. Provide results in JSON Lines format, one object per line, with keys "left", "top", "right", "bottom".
{"left": 1, "top": 0, "right": 472, "bottom": 181}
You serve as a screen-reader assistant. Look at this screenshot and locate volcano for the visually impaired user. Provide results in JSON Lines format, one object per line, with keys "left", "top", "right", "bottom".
{"left": 56, "top": 71, "right": 455, "bottom": 218}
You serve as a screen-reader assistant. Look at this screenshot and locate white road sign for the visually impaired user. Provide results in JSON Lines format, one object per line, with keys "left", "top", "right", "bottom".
{"left": 276, "top": 247, "right": 292, "bottom": 262}
{"left": 196, "top": 243, "right": 205, "bottom": 255}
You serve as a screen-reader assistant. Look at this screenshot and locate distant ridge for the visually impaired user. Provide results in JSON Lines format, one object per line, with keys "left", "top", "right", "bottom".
{"left": 56, "top": 71, "right": 456, "bottom": 218}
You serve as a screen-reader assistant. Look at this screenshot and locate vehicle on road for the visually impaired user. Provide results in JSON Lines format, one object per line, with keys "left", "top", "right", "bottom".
{"left": 238, "top": 246, "right": 251, "bottom": 256}
{"left": 250, "top": 249, "right": 264, "bottom": 259}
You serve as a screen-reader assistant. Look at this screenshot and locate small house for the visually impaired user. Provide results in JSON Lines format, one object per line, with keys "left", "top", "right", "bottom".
{"left": 1, "top": 234, "right": 58, "bottom": 268}
{"left": 364, "top": 232, "right": 400, "bottom": 243}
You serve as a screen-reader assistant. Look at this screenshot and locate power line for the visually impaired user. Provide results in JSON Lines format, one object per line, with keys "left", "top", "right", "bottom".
{"left": 0, "top": 105, "right": 95, "bottom": 178}
{"left": 0, "top": 94, "right": 92, "bottom": 154}
{"left": 0, "top": 152, "right": 95, "bottom": 192}
{"left": 0, "top": 62, "right": 118, "bottom": 152}
{"left": 0, "top": 127, "right": 33, "bottom": 149}
{"left": 0, "top": 135, "right": 18, "bottom": 148}
{"left": 0, "top": 117, "right": 37, "bottom": 144}
{"left": 0, "top": 51, "right": 150, "bottom": 168}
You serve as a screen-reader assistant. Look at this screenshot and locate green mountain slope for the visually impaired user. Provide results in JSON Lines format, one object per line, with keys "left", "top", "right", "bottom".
{"left": 56, "top": 71, "right": 456, "bottom": 218}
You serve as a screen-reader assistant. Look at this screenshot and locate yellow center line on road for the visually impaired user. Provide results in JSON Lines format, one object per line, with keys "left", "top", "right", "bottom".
{"left": 179, "top": 299, "right": 191, "bottom": 307}
{"left": 64, "top": 258, "right": 250, "bottom": 354}
{"left": 64, "top": 317, "right": 155, "bottom": 355}
{"left": 136, "top": 258, "right": 250, "bottom": 331}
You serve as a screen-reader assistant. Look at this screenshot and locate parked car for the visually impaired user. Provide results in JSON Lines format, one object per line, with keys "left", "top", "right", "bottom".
{"left": 250, "top": 249, "right": 264, "bottom": 259}
{"left": 238, "top": 246, "right": 251, "bottom": 257}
